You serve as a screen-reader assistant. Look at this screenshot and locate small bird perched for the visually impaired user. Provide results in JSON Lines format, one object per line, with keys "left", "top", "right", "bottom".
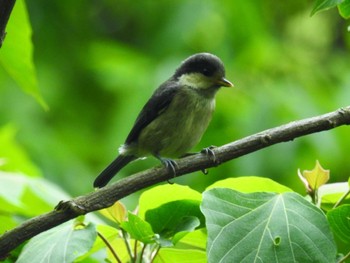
{"left": 94, "top": 53, "right": 233, "bottom": 188}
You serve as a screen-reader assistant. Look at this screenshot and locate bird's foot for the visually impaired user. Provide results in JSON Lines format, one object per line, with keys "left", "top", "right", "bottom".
{"left": 161, "top": 158, "right": 178, "bottom": 176}
{"left": 157, "top": 156, "right": 178, "bottom": 184}
{"left": 199, "top": 146, "right": 219, "bottom": 175}
{"left": 201, "top": 145, "right": 219, "bottom": 164}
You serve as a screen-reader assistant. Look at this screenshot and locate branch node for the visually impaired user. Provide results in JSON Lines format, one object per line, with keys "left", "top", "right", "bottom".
{"left": 337, "top": 107, "right": 347, "bottom": 116}
{"left": 201, "top": 146, "right": 220, "bottom": 165}
{"left": 260, "top": 134, "right": 272, "bottom": 144}
{"left": 327, "top": 119, "right": 336, "bottom": 127}
{"left": 55, "top": 200, "right": 87, "bottom": 215}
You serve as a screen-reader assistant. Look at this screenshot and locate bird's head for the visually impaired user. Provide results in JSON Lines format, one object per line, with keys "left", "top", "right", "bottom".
{"left": 174, "top": 53, "right": 233, "bottom": 90}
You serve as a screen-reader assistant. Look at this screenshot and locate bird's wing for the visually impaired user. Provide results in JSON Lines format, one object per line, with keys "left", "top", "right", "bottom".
{"left": 124, "top": 80, "right": 178, "bottom": 144}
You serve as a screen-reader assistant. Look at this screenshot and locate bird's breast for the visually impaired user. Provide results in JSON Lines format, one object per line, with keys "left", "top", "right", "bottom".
{"left": 137, "top": 87, "right": 216, "bottom": 157}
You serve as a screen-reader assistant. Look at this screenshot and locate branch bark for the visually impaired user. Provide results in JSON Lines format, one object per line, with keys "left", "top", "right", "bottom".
{"left": 0, "top": 0, "right": 16, "bottom": 47}
{"left": 1, "top": 106, "right": 350, "bottom": 258}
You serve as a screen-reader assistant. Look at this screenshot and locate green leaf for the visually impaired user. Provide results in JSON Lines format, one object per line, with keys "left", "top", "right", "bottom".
{"left": 99, "top": 201, "right": 127, "bottom": 224}
{"left": 17, "top": 221, "right": 97, "bottom": 263}
{"left": 154, "top": 248, "right": 207, "bottom": 263}
{"left": 0, "top": 172, "right": 70, "bottom": 217}
{"left": 138, "top": 184, "right": 201, "bottom": 219}
{"left": 0, "top": 125, "right": 41, "bottom": 176}
{"left": 76, "top": 224, "right": 120, "bottom": 262}
{"left": 145, "top": 199, "right": 203, "bottom": 245}
{"left": 0, "top": 0, "right": 47, "bottom": 109}
{"left": 327, "top": 205, "right": 350, "bottom": 243}
{"left": 121, "top": 212, "right": 156, "bottom": 244}
{"left": 176, "top": 229, "right": 207, "bottom": 250}
{"left": 0, "top": 215, "right": 17, "bottom": 233}
{"left": 318, "top": 182, "right": 350, "bottom": 209}
{"left": 311, "top": 0, "right": 344, "bottom": 16}
{"left": 206, "top": 176, "right": 293, "bottom": 193}
{"left": 339, "top": 0, "right": 350, "bottom": 18}
{"left": 172, "top": 216, "right": 200, "bottom": 245}
{"left": 0, "top": 171, "right": 26, "bottom": 210}
{"left": 299, "top": 160, "right": 329, "bottom": 191}
{"left": 201, "top": 188, "right": 337, "bottom": 263}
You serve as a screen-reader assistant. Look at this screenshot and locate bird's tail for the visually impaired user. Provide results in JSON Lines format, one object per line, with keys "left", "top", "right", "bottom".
{"left": 94, "top": 155, "right": 136, "bottom": 188}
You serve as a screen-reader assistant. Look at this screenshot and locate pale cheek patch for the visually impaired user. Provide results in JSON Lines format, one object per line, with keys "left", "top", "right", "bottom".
{"left": 179, "top": 73, "right": 212, "bottom": 89}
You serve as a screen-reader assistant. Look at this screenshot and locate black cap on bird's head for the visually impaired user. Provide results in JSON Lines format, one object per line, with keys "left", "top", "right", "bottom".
{"left": 174, "top": 53, "right": 233, "bottom": 88}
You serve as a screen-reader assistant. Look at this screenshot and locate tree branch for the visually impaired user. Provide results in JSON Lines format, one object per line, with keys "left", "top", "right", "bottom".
{"left": 0, "top": 0, "right": 16, "bottom": 48}
{"left": 1, "top": 106, "right": 350, "bottom": 258}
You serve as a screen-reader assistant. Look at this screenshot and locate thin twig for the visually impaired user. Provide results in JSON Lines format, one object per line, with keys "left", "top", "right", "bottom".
{"left": 97, "top": 231, "right": 122, "bottom": 263}
{"left": 121, "top": 229, "right": 134, "bottom": 262}
{"left": 333, "top": 189, "right": 350, "bottom": 208}
{"left": 139, "top": 243, "right": 147, "bottom": 263}
{"left": 338, "top": 250, "right": 350, "bottom": 263}
{"left": 150, "top": 245, "right": 161, "bottom": 263}
{"left": 134, "top": 240, "right": 138, "bottom": 262}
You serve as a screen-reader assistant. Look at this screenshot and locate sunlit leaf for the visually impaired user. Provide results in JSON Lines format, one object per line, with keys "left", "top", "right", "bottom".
{"left": 201, "top": 188, "right": 336, "bottom": 263}
{"left": 0, "top": 0, "right": 47, "bottom": 109}
{"left": 99, "top": 201, "right": 127, "bottom": 224}
{"left": 327, "top": 205, "right": 350, "bottom": 243}
{"left": 299, "top": 160, "right": 330, "bottom": 192}
{"left": 154, "top": 248, "right": 206, "bottom": 263}
{"left": 138, "top": 184, "right": 201, "bottom": 219}
{"left": 175, "top": 229, "right": 207, "bottom": 251}
{"left": 318, "top": 182, "right": 350, "bottom": 209}
{"left": 206, "top": 176, "right": 293, "bottom": 193}
{"left": 17, "top": 221, "right": 97, "bottom": 263}
{"left": 0, "top": 215, "right": 17, "bottom": 233}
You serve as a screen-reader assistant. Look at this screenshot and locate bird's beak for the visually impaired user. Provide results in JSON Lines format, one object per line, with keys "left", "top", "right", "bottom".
{"left": 216, "top": 77, "right": 234, "bottom": 87}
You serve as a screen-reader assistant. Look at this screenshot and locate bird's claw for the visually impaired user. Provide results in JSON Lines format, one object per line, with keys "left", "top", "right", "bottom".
{"left": 157, "top": 157, "right": 178, "bottom": 184}
{"left": 161, "top": 158, "right": 178, "bottom": 175}
{"left": 201, "top": 145, "right": 218, "bottom": 164}
{"left": 201, "top": 168, "right": 209, "bottom": 175}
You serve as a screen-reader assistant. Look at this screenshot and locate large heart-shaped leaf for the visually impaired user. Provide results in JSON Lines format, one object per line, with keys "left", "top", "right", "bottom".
{"left": 201, "top": 188, "right": 336, "bottom": 263}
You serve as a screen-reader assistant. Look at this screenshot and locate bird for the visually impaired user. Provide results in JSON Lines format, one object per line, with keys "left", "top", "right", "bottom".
{"left": 93, "top": 53, "right": 233, "bottom": 188}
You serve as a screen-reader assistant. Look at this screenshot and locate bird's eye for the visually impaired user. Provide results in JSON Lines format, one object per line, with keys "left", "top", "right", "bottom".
{"left": 201, "top": 68, "right": 210, "bottom": 76}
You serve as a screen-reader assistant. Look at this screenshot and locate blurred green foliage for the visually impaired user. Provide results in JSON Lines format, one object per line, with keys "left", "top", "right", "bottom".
{"left": 0, "top": 0, "right": 350, "bottom": 204}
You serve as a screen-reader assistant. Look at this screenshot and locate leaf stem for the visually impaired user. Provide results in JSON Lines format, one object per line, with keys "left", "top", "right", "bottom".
{"left": 150, "top": 245, "right": 161, "bottom": 263}
{"left": 122, "top": 228, "right": 135, "bottom": 262}
{"left": 133, "top": 240, "right": 138, "bottom": 262}
{"left": 333, "top": 189, "right": 350, "bottom": 208}
{"left": 338, "top": 250, "right": 350, "bottom": 263}
{"left": 139, "top": 243, "right": 147, "bottom": 263}
{"left": 97, "top": 231, "right": 122, "bottom": 263}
